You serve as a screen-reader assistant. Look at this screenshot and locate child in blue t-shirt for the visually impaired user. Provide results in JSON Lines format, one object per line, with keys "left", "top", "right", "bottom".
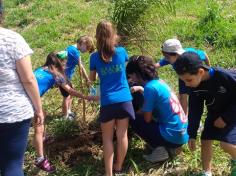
{"left": 89, "top": 21, "right": 135, "bottom": 176}
{"left": 126, "top": 55, "right": 189, "bottom": 163}
{"left": 34, "top": 51, "right": 92, "bottom": 173}
{"left": 174, "top": 52, "right": 236, "bottom": 176}
{"left": 155, "top": 38, "right": 210, "bottom": 115}
{"left": 61, "top": 36, "right": 95, "bottom": 119}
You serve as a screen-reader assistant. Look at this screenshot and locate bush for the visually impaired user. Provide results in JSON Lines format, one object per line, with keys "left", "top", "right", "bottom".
{"left": 111, "top": 0, "right": 176, "bottom": 45}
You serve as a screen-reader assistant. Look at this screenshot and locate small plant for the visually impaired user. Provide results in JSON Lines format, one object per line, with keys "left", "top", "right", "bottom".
{"left": 48, "top": 119, "right": 80, "bottom": 138}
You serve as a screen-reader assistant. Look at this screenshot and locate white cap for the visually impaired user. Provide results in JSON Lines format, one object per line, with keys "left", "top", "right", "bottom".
{"left": 161, "top": 39, "right": 185, "bottom": 55}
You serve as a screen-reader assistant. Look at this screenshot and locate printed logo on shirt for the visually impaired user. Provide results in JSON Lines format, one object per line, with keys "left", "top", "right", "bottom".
{"left": 169, "top": 92, "right": 187, "bottom": 123}
{"left": 217, "top": 86, "right": 227, "bottom": 94}
{"left": 100, "top": 64, "right": 123, "bottom": 76}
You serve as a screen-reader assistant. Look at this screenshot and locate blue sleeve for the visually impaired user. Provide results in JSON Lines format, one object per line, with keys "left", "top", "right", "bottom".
{"left": 197, "top": 50, "right": 207, "bottom": 61}
{"left": 159, "top": 57, "right": 170, "bottom": 67}
{"left": 142, "top": 86, "right": 156, "bottom": 112}
{"left": 67, "top": 46, "right": 80, "bottom": 65}
{"left": 188, "top": 92, "right": 204, "bottom": 139}
{"left": 89, "top": 53, "right": 96, "bottom": 71}
{"left": 123, "top": 47, "right": 129, "bottom": 62}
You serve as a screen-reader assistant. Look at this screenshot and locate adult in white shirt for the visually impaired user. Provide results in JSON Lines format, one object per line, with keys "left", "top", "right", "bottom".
{"left": 0, "top": 1, "right": 44, "bottom": 175}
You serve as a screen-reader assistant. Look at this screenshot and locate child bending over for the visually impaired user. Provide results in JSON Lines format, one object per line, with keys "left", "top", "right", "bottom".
{"left": 34, "top": 51, "right": 92, "bottom": 173}
{"left": 126, "top": 55, "right": 189, "bottom": 163}
{"left": 174, "top": 52, "right": 236, "bottom": 176}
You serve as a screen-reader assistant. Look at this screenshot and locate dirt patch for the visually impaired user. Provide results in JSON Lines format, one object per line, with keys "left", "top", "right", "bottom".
{"left": 45, "top": 125, "right": 102, "bottom": 167}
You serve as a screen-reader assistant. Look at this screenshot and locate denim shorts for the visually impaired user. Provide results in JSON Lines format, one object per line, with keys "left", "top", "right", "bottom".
{"left": 99, "top": 101, "right": 135, "bottom": 123}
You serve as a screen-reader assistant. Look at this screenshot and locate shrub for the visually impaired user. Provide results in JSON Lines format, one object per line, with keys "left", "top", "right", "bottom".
{"left": 111, "top": 0, "right": 176, "bottom": 45}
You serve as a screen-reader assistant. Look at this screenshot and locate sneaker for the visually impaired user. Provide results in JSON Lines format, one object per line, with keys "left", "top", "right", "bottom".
{"left": 143, "top": 146, "right": 169, "bottom": 163}
{"left": 198, "top": 171, "right": 212, "bottom": 176}
{"left": 231, "top": 160, "right": 236, "bottom": 176}
{"left": 67, "top": 113, "right": 75, "bottom": 120}
{"left": 64, "top": 113, "right": 75, "bottom": 121}
{"left": 68, "top": 111, "right": 75, "bottom": 118}
{"left": 36, "top": 158, "right": 56, "bottom": 173}
{"left": 113, "top": 169, "right": 125, "bottom": 176}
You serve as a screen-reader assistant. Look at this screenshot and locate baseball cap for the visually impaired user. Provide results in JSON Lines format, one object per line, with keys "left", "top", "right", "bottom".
{"left": 161, "top": 39, "right": 185, "bottom": 55}
{"left": 174, "top": 51, "right": 209, "bottom": 75}
{"left": 57, "top": 50, "right": 67, "bottom": 60}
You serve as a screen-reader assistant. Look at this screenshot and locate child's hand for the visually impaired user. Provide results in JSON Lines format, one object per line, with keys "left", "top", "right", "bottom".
{"left": 130, "top": 86, "right": 144, "bottom": 93}
{"left": 214, "top": 117, "right": 226, "bottom": 128}
{"left": 86, "top": 80, "right": 92, "bottom": 87}
{"left": 34, "top": 111, "right": 45, "bottom": 126}
{"left": 188, "top": 139, "right": 196, "bottom": 152}
{"left": 86, "top": 95, "right": 100, "bottom": 102}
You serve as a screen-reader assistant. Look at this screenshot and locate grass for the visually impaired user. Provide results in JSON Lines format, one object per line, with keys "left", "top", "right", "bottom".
{"left": 4, "top": 0, "right": 236, "bottom": 175}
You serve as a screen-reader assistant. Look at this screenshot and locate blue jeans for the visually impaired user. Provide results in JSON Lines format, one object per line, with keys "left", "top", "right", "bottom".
{"left": 0, "top": 119, "right": 31, "bottom": 176}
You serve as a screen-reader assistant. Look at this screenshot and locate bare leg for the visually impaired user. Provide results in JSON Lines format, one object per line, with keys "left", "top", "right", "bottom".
{"left": 34, "top": 123, "right": 44, "bottom": 158}
{"left": 101, "top": 119, "right": 115, "bottom": 176}
{"left": 62, "top": 95, "right": 72, "bottom": 117}
{"left": 114, "top": 118, "right": 129, "bottom": 171}
{"left": 201, "top": 140, "right": 213, "bottom": 172}
{"left": 179, "top": 93, "right": 188, "bottom": 116}
{"left": 220, "top": 142, "right": 236, "bottom": 160}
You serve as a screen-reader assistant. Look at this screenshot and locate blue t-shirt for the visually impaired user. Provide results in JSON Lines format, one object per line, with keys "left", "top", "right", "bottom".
{"left": 34, "top": 68, "right": 65, "bottom": 97}
{"left": 65, "top": 45, "right": 80, "bottom": 80}
{"left": 90, "top": 47, "right": 132, "bottom": 106}
{"left": 142, "top": 79, "right": 189, "bottom": 144}
{"left": 159, "top": 47, "right": 207, "bottom": 67}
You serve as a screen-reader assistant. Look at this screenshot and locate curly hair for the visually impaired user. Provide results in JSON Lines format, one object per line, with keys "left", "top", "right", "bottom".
{"left": 126, "top": 55, "right": 158, "bottom": 81}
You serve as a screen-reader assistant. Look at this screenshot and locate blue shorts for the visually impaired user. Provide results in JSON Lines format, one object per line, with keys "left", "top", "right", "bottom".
{"left": 201, "top": 115, "right": 236, "bottom": 145}
{"left": 179, "top": 79, "right": 190, "bottom": 95}
{"left": 99, "top": 101, "right": 135, "bottom": 123}
{"left": 130, "top": 114, "right": 182, "bottom": 149}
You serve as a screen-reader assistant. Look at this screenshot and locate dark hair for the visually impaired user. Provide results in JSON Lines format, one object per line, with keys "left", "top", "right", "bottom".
{"left": 174, "top": 51, "right": 206, "bottom": 75}
{"left": 96, "top": 20, "right": 117, "bottom": 63}
{"left": 0, "top": 0, "right": 4, "bottom": 25}
{"left": 162, "top": 51, "right": 178, "bottom": 56}
{"left": 43, "top": 52, "right": 65, "bottom": 76}
{"left": 126, "top": 55, "right": 158, "bottom": 81}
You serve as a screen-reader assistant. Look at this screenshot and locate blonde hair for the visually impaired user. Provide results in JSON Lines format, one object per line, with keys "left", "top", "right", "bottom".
{"left": 96, "top": 20, "right": 117, "bottom": 63}
{"left": 77, "top": 35, "right": 95, "bottom": 53}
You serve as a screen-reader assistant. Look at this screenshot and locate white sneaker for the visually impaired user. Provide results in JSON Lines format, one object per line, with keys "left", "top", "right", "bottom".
{"left": 63, "top": 113, "right": 75, "bottom": 121}
{"left": 143, "top": 146, "right": 169, "bottom": 163}
{"left": 199, "top": 171, "right": 212, "bottom": 176}
{"left": 67, "top": 114, "right": 75, "bottom": 120}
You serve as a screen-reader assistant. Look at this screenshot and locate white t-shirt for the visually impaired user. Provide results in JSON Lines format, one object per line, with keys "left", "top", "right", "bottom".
{"left": 0, "top": 28, "right": 34, "bottom": 123}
